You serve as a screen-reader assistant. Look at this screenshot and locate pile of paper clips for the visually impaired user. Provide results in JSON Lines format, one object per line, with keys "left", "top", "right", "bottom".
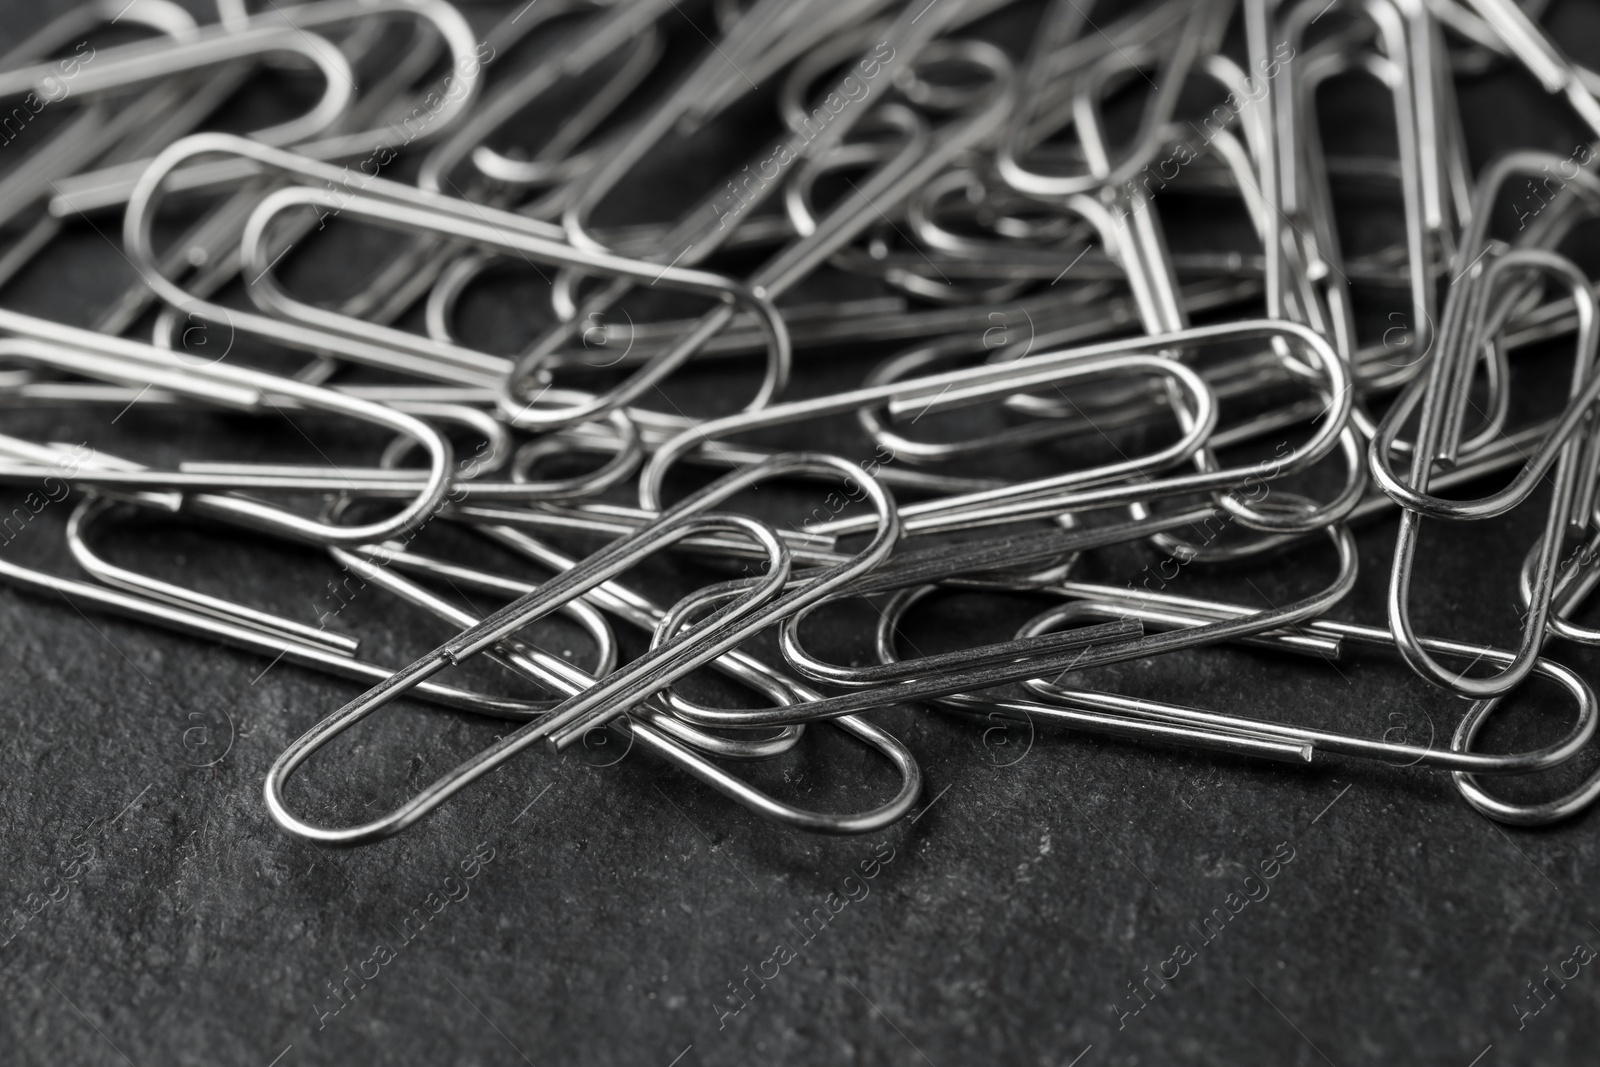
{"left": 2, "top": 0, "right": 1600, "bottom": 846}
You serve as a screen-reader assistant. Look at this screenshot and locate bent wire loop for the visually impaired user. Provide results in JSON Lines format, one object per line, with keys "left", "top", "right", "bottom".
{"left": 1278, "top": 0, "right": 1441, "bottom": 385}
{"left": 0, "top": 7, "right": 357, "bottom": 152}
{"left": 44, "top": 0, "right": 488, "bottom": 215}
{"left": 364, "top": 524, "right": 805, "bottom": 760}
{"left": 123, "top": 133, "right": 791, "bottom": 395}
{"left": 327, "top": 522, "right": 927, "bottom": 828}
{"left": 0, "top": 489, "right": 551, "bottom": 720}
{"left": 497, "top": 13, "right": 1018, "bottom": 430}
{"left": 1369, "top": 153, "right": 1600, "bottom": 518}
{"left": 37, "top": 1, "right": 537, "bottom": 365}
{"left": 264, "top": 454, "right": 907, "bottom": 843}
{"left": 610, "top": 499, "right": 1350, "bottom": 736}
{"left": 63, "top": 495, "right": 621, "bottom": 686}
{"left": 1376, "top": 247, "right": 1600, "bottom": 696}
{"left": 0, "top": 0, "right": 205, "bottom": 235}
{"left": 1020, "top": 607, "right": 1598, "bottom": 797}
{"left": 643, "top": 319, "right": 1352, "bottom": 540}
{"left": 0, "top": 323, "right": 453, "bottom": 545}
{"left": 995, "top": 0, "right": 1228, "bottom": 200}
{"left": 858, "top": 509, "right": 1599, "bottom": 819}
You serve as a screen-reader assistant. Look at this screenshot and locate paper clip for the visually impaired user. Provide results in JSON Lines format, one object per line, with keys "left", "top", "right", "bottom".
{"left": 0, "top": 315, "right": 453, "bottom": 544}
{"left": 263, "top": 453, "right": 890, "bottom": 843}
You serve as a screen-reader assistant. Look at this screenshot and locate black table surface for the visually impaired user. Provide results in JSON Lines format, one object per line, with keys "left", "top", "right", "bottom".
{"left": 4, "top": 2, "right": 1600, "bottom": 1065}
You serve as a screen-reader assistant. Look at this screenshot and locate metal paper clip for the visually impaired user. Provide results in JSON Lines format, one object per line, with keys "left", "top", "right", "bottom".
{"left": 644, "top": 319, "right": 1351, "bottom": 541}
{"left": 45, "top": 0, "right": 488, "bottom": 216}
{"left": 119, "top": 134, "right": 787, "bottom": 399}
{"left": 0, "top": 319, "right": 453, "bottom": 544}
{"left": 263, "top": 453, "right": 885, "bottom": 843}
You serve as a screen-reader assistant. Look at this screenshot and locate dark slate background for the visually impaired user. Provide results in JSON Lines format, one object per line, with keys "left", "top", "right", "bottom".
{"left": 3, "top": 1, "right": 1600, "bottom": 1065}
